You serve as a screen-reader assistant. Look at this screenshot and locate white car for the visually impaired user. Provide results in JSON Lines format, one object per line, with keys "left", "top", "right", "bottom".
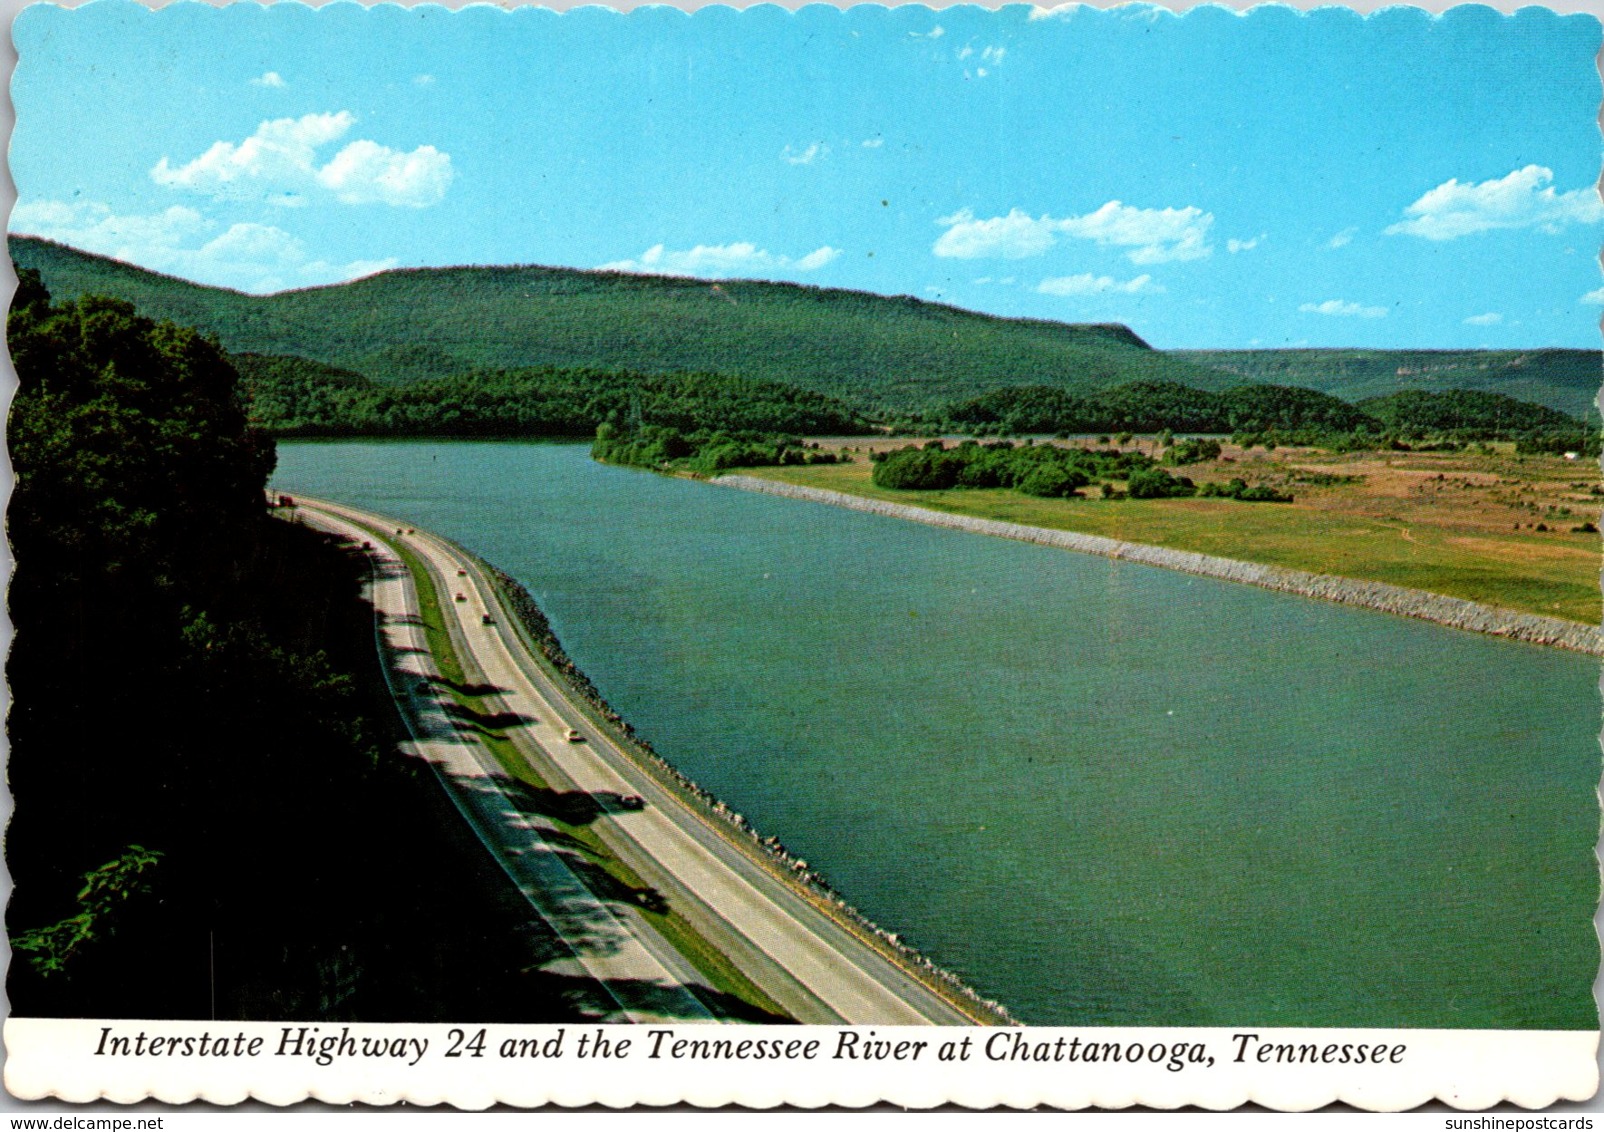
{"left": 564, "top": 727, "right": 584, "bottom": 743}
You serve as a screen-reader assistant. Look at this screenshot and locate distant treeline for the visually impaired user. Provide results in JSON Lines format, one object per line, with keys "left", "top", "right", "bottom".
{"left": 238, "top": 352, "right": 1596, "bottom": 457}
{"left": 1358, "top": 389, "right": 1596, "bottom": 452}
{"left": 233, "top": 353, "right": 872, "bottom": 439}
{"left": 920, "top": 381, "right": 1376, "bottom": 436}
{"left": 916, "top": 381, "right": 1597, "bottom": 455}
{"left": 869, "top": 439, "right": 1292, "bottom": 503}
{"left": 591, "top": 423, "right": 845, "bottom": 475}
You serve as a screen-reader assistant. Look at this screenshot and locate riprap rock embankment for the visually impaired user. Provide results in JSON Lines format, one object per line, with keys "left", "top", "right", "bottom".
{"left": 715, "top": 475, "right": 1604, "bottom": 657}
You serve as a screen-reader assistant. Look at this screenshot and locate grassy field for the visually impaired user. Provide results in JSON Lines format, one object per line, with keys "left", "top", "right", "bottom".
{"left": 379, "top": 527, "right": 790, "bottom": 1021}
{"left": 749, "top": 440, "right": 1602, "bottom": 625}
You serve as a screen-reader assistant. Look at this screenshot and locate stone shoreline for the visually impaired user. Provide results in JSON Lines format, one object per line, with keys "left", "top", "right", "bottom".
{"left": 476, "top": 554, "right": 1018, "bottom": 1026}
{"left": 715, "top": 475, "right": 1604, "bottom": 658}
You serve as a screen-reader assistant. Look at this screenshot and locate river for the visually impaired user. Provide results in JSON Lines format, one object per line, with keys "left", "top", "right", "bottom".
{"left": 276, "top": 440, "right": 1600, "bottom": 1028}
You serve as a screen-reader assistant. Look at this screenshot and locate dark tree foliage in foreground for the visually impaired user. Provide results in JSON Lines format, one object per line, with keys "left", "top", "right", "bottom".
{"left": 6, "top": 275, "right": 604, "bottom": 1021}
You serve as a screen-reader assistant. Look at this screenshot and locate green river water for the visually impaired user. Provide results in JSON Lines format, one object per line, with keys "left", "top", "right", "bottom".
{"left": 277, "top": 440, "right": 1600, "bottom": 1028}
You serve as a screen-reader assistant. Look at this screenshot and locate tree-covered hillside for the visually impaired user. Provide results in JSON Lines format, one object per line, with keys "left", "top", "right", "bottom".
{"left": 934, "top": 380, "right": 1389, "bottom": 436}
{"left": 6, "top": 275, "right": 612, "bottom": 1020}
{"left": 12, "top": 236, "right": 1237, "bottom": 413}
{"left": 20, "top": 236, "right": 1597, "bottom": 421}
{"left": 232, "top": 353, "right": 871, "bottom": 437}
{"left": 1357, "top": 389, "right": 1582, "bottom": 435}
{"left": 1173, "top": 348, "right": 1601, "bottom": 421}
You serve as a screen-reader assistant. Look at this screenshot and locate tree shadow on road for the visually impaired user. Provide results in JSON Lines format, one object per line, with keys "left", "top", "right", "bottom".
{"left": 441, "top": 700, "right": 537, "bottom": 734}
{"left": 422, "top": 675, "right": 510, "bottom": 697}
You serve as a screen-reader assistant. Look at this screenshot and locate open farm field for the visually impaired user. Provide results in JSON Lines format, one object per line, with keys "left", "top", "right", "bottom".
{"left": 751, "top": 440, "right": 1602, "bottom": 625}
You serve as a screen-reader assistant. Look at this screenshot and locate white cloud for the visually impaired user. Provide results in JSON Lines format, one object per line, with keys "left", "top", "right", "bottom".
{"left": 958, "top": 44, "right": 1005, "bottom": 78}
{"left": 1580, "top": 286, "right": 1604, "bottom": 305}
{"left": 316, "top": 139, "right": 453, "bottom": 207}
{"left": 1299, "top": 299, "right": 1387, "bottom": 319}
{"left": 933, "top": 209, "right": 1058, "bottom": 259}
{"left": 151, "top": 111, "right": 453, "bottom": 208}
{"left": 935, "top": 201, "right": 1213, "bottom": 264}
{"left": 1037, "top": 273, "right": 1161, "bottom": 297}
{"left": 413, "top": 74, "right": 435, "bottom": 86}
{"left": 1061, "top": 202, "right": 1212, "bottom": 263}
{"left": 1385, "top": 165, "right": 1604, "bottom": 241}
{"left": 1227, "top": 234, "right": 1262, "bottom": 254}
{"left": 793, "top": 246, "right": 842, "bottom": 271}
{"left": 1326, "top": 227, "right": 1357, "bottom": 249}
{"left": 781, "top": 142, "right": 829, "bottom": 166}
{"left": 597, "top": 242, "right": 840, "bottom": 278}
{"left": 910, "top": 25, "right": 945, "bottom": 37}
{"left": 862, "top": 138, "right": 884, "bottom": 149}
{"left": 10, "top": 199, "right": 394, "bottom": 294}
{"left": 250, "top": 71, "right": 285, "bottom": 88}
{"left": 1463, "top": 312, "right": 1503, "bottom": 326}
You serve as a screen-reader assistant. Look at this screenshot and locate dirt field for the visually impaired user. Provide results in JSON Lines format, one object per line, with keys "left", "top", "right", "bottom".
{"left": 755, "top": 438, "right": 1603, "bottom": 626}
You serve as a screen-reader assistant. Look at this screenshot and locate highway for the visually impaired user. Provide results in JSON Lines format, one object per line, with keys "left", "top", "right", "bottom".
{"left": 299, "top": 497, "right": 988, "bottom": 1026}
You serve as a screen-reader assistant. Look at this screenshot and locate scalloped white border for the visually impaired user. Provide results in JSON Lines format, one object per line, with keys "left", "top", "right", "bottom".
{"left": 3, "top": 0, "right": 1602, "bottom": 1115}
{"left": 4, "top": 1021, "right": 1598, "bottom": 1111}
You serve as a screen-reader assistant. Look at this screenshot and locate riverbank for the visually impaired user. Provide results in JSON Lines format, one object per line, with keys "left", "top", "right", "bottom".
{"left": 715, "top": 475, "right": 1604, "bottom": 656}
{"left": 477, "top": 550, "right": 1017, "bottom": 1025}
{"left": 305, "top": 494, "right": 1012, "bottom": 1025}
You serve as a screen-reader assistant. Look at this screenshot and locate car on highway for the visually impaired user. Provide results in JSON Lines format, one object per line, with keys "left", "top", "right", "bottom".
{"left": 455, "top": 593, "right": 467, "bottom": 603}
{"left": 564, "top": 727, "right": 584, "bottom": 742}
{"left": 617, "top": 794, "right": 645, "bottom": 811}
{"left": 481, "top": 613, "right": 495, "bottom": 625}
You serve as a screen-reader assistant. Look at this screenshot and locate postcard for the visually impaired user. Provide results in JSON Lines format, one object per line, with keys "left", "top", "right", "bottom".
{"left": 3, "top": 0, "right": 1601, "bottom": 1111}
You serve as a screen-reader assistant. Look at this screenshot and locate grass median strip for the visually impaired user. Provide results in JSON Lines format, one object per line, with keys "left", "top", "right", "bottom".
{"left": 369, "top": 523, "right": 789, "bottom": 1021}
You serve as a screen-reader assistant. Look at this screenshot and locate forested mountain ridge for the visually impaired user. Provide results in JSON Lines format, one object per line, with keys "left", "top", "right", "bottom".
{"left": 17, "top": 236, "right": 1597, "bottom": 420}
{"left": 1174, "top": 348, "right": 1601, "bottom": 421}
{"left": 10, "top": 236, "right": 1237, "bottom": 412}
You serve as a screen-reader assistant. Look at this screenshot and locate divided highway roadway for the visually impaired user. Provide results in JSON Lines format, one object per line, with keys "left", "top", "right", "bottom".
{"left": 299, "top": 498, "right": 987, "bottom": 1027}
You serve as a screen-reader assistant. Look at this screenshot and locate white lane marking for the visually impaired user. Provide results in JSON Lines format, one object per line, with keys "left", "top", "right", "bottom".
{"left": 304, "top": 508, "right": 714, "bottom": 1024}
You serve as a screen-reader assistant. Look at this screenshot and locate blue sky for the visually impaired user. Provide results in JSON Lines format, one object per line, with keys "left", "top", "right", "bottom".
{"left": 10, "top": 1, "right": 1603, "bottom": 349}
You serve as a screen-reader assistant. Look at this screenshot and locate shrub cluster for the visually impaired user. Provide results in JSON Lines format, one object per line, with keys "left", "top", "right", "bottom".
{"left": 591, "top": 423, "right": 843, "bottom": 474}
{"left": 871, "top": 440, "right": 1155, "bottom": 498}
